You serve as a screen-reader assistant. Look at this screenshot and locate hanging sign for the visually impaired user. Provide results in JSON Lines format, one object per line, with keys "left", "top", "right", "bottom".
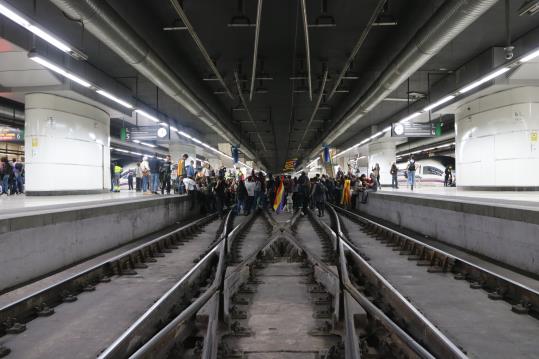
{"left": 125, "top": 126, "right": 168, "bottom": 141}
{"left": 392, "top": 122, "right": 435, "bottom": 137}
{"left": 0, "top": 127, "right": 24, "bottom": 142}
{"left": 283, "top": 159, "right": 297, "bottom": 172}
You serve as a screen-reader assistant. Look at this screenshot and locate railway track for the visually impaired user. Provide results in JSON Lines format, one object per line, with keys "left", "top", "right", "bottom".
{"left": 327, "top": 205, "right": 539, "bottom": 359}
{"left": 0, "top": 213, "right": 230, "bottom": 359}
{"left": 2, "top": 205, "right": 537, "bottom": 358}
{"left": 76, "top": 208, "right": 469, "bottom": 359}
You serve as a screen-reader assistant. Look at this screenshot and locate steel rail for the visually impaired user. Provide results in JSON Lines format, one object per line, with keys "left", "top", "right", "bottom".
{"left": 297, "top": 211, "right": 436, "bottom": 358}
{"left": 249, "top": 0, "right": 264, "bottom": 101}
{"left": 300, "top": 0, "right": 313, "bottom": 100}
{"left": 319, "top": 206, "right": 468, "bottom": 359}
{"left": 169, "top": 0, "right": 235, "bottom": 99}
{"left": 0, "top": 213, "right": 217, "bottom": 333}
{"left": 99, "top": 210, "right": 236, "bottom": 358}
{"left": 333, "top": 205, "right": 539, "bottom": 316}
{"left": 233, "top": 72, "right": 268, "bottom": 152}
{"left": 327, "top": 0, "right": 386, "bottom": 100}
{"left": 297, "top": 69, "right": 328, "bottom": 153}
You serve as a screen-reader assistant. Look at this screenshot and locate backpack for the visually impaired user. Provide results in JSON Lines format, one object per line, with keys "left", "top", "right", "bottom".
{"left": 408, "top": 160, "right": 416, "bottom": 171}
{"left": 314, "top": 183, "right": 326, "bottom": 196}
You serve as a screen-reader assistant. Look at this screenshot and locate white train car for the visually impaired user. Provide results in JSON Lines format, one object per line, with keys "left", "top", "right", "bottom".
{"left": 397, "top": 157, "right": 455, "bottom": 187}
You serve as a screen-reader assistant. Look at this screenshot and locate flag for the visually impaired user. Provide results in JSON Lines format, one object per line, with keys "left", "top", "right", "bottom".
{"left": 341, "top": 179, "right": 351, "bottom": 206}
{"left": 273, "top": 176, "right": 286, "bottom": 213}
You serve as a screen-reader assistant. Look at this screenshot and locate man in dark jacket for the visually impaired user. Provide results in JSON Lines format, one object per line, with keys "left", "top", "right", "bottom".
{"left": 148, "top": 155, "right": 162, "bottom": 194}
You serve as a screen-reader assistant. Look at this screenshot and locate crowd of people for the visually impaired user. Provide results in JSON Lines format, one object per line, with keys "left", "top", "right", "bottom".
{"left": 0, "top": 157, "right": 24, "bottom": 196}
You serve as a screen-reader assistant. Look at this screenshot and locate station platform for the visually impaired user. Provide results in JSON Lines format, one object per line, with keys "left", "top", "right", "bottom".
{"left": 0, "top": 192, "right": 170, "bottom": 219}
{"left": 358, "top": 187, "right": 539, "bottom": 275}
{"left": 0, "top": 192, "right": 199, "bottom": 292}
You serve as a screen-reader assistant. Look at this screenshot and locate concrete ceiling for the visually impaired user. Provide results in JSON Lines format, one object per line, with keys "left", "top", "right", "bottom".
{"left": 0, "top": 0, "right": 538, "bottom": 172}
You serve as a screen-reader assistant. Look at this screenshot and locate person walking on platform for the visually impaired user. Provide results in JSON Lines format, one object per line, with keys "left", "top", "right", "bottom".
{"left": 113, "top": 162, "right": 122, "bottom": 192}
{"left": 0, "top": 157, "right": 12, "bottom": 195}
{"left": 127, "top": 168, "right": 134, "bottom": 190}
{"left": 141, "top": 157, "right": 151, "bottom": 193}
{"left": 372, "top": 163, "right": 381, "bottom": 190}
{"left": 148, "top": 155, "right": 161, "bottom": 194}
{"left": 407, "top": 155, "right": 417, "bottom": 191}
{"left": 390, "top": 162, "right": 399, "bottom": 189}
{"left": 12, "top": 158, "right": 24, "bottom": 194}
{"left": 161, "top": 155, "right": 172, "bottom": 194}
{"left": 444, "top": 166, "right": 452, "bottom": 187}
{"left": 135, "top": 162, "right": 143, "bottom": 192}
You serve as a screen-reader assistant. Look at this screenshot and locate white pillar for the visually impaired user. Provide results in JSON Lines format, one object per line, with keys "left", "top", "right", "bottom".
{"left": 25, "top": 93, "right": 110, "bottom": 195}
{"left": 169, "top": 139, "right": 196, "bottom": 164}
{"left": 368, "top": 140, "right": 396, "bottom": 186}
{"left": 456, "top": 86, "right": 539, "bottom": 189}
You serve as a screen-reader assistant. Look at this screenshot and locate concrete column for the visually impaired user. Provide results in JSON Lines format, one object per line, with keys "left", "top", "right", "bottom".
{"left": 25, "top": 93, "right": 110, "bottom": 195}
{"left": 368, "top": 140, "right": 396, "bottom": 186}
{"left": 169, "top": 139, "right": 196, "bottom": 164}
{"left": 456, "top": 86, "right": 539, "bottom": 189}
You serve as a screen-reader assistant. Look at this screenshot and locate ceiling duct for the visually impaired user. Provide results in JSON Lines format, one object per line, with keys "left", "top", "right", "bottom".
{"left": 48, "top": 0, "right": 260, "bottom": 163}
{"left": 307, "top": 0, "right": 499, "bottom": 160}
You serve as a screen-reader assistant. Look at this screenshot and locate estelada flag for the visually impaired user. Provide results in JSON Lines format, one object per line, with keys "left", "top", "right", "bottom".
{"left": 273, "top": 176, "right": 286, "bottom": 213}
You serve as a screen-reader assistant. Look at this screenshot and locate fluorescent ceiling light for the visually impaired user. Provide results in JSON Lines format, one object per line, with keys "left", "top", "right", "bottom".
{"left": 459, "top": 67, "right": 510, "bottom": 94}
{"left": 521, "top": 49, "right": 539, "bottom": 63}
{"left": 170, "top": 126, "right": 178, "bottom": 132}
{"left": 130, "top": 151, "right": 143, "bottom": 156}
{"left": 0, "top": 2, "right": 76, "bottom": 55}
{"left": 96, "top": 89, "right": 133, "bottom": 109}
{"left": 140, "top": 141, "right": 156, "bottom": 148}
{"left": 159, "top": 122, "right": 168, "bottom": 127}
{"left": 178, "top": 131, "right": 192, "bottom": 139}
{"left": 399, "top": 112, "right": 421, "bottom": 123}
{"left": 132, "top": 139, "right": 140, "bottom": 144}
{"left": 29, "top": 55, "right": 91, "bottom": 88}
{"left": 382, "top": 126, "right": 391, "bottom": 133}
{"left": 423, "top": 95, "right": 455, "bottom": 112}
{"left": 27, "top": 25, "right": 70, "bottom": 52}
{"left": 134, "top": 109, "right": 160, "bottom": 123}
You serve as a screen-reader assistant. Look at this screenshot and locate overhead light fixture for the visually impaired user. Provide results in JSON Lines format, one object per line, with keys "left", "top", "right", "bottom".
{"left": 458, "top": 67, "right": 510, "bottom": 93}
{"left": 134, "top": 109, "right": 160, "bottom": 123}
{"left": 520, "top": 48, "right": 539, "bottom": 63}
{"left": 399, "top": 112, "right": 421, "bottom": 123}
{"left": 96, "top": 90, "right": 133, "bottom": 109}
{"left": 423, "top": 95, "right": 455, "bottom": 112}
{"left": 28, "top": 53, "right": 91, "bottom": 88}
{"left": 0, "top": 1, "right": 86, "bottom": 60}
{"left": 140, "top": 141, "right": 156, "bottom": 148}
{"left": 518, "top": 0, "right": 539, "bottom": 16}
{"left": 170, "top": 126, "right": 178, "bottom": 132}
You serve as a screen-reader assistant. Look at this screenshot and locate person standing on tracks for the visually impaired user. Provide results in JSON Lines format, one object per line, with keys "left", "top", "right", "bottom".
{"left": 236, "top": 178, "right": 248, "bottom": 215}
{"left": 407, "top": 155, "right": 417, "bottom": 191}
{"left": 312, "top": 177, "right": 328, "bottom": 217}
{"left": 297, "top": 171, "right": 310, "bottom": 215}
{"left": 183, "top": 175, "right": 198, "bottom": 210}
{"left": 244, "top": 174, "right": 256, "bottom": 215}
{"left": 214, "top": 175, "right": 227, "bottom": 218}
{"left": 390, "top": 162, "right": 399, "bottom": 189}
